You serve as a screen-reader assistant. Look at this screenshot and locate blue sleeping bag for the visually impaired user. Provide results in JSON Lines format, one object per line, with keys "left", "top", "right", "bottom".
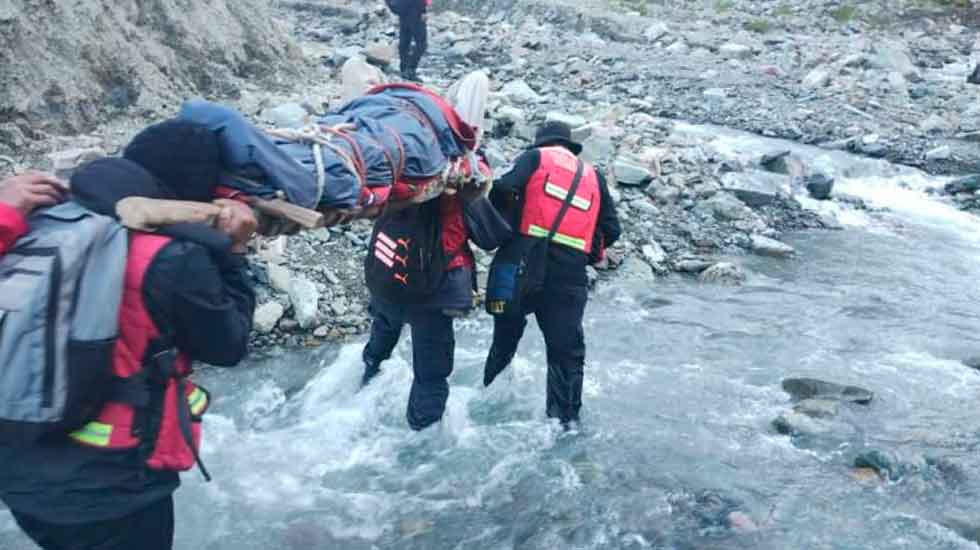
{"left": 179, "top": 88, "right": 466, "bottom": 210}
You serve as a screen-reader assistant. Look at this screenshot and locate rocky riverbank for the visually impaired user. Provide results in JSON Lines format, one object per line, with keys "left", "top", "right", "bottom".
{"left": 3, "top": 0, "right": 978, "bottom": 350}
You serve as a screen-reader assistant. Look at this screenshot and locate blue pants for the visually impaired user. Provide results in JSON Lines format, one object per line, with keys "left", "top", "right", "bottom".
{"left": 486, "top": 285, "right": 588, "bottom": 423}
{"left": 363, "top": 296, "right": 455, "bottom": 431}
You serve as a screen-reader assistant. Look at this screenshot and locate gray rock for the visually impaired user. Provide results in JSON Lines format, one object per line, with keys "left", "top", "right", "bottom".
{"left": 643, "top": 22, "right": 670, "bottom": 42}
{"left": 617, "top": 256, "right": 655, "bottom": 281}
{"left": 802, "top": 66, "right": 832, "bottom": 89}
{"left": 545, "top": 111, "right": 587, "bottom": 129}
{"left": 332, "top": 46, "right": 363, "bottom": 66}
{"left": 720, "top": 171, "right": 791, "bottom": 207}
{"left": 614, "top": 159, "right": 653, "bottom": 187}
{"left": 675, "top": 258, "right": 714, "bottom": 273}
{"left": 262, "top": 103, "right": 307, "bottom": 128}
{"left": 666, "top": 41, "right": 689, "bottom": 55}
{"left": 363, "top": 42, "right": 396, "bottom": 67}
{"left": 581, "top": 134, "right": 615, "bottom": 163}
{"left": 969, "top": 64, "right": 980, "bottom": 85}
{"left": 925, "top": 145, "right": 952, "bottom": 161}
{"left": 793, "top": 398, "right": 840, "bottom": 419}
{"left": 804, "top": 173, "right": 835, "bottom": 200}
{"left": 698, "top": 262, "right": 746, "bottom": 285}
{"left": 719, "top": 43, "right": 752, "bottom": 60}
{"left": 313, "top": 325, "right": 330, "bottom": 338}
{"left": 254, "top": 302, "right": 285, "bottom": 334}
{"left": 630, "top": 199, "right": 660, "bottom": 217}
{"left": 642, "top": 242, "right": 667, "bottom": 264}
{"left": 495, "top": 105, "right": 526, "bottom": 124}
{"left": 697, "top": 192, "right": 753, "bottom": 221}
{"left": 944, "top": 175, "right": 980, "bottom": 195}
{"left": 919, "top": 114, "right": 950, "bottom": 133}
{"left": 750, "top": 234, "right": 795, "bottom": 257}
{"left": 959, "top": 104, "right": 980, "bottom": 133}
{"left": 853, "top": 450, "right": 899, "bottom": 481}
{"left": 47, "top": 147, "right": 106, "bottom": 177}
{"left": 869, "top": 40, "right": 917, "bottom": 76}
{"left": 759, "top": 151, "right": 805, "bottom": 178}
{"left": 289, "top": 276, "right": 320, "bottom": 329}
{"left": 781, "top": 377, "right": 874, "bottom": 405}
{"left": 268, "top": 263, "right": 292, "bottom": 293}
{"left": 500, "top": 80, "right": 542, "bottom": 104}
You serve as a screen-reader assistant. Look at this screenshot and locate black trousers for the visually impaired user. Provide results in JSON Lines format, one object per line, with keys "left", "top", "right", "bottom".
{"left": 487, "top": 285, "right": 588, "bottom": 422}
{"left": 363, "top": 296, "right": 455, "bottom": 430}
{"left": 398, "top": 8, "right": 428, "bottom": 74}
{"left": 11, "top": 497, "right": 174, "bottom": 550}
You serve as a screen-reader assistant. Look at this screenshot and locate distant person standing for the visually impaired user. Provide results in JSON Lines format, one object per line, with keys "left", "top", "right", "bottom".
{"left": 387, "top": 0, "right": 431, "bottom": 81}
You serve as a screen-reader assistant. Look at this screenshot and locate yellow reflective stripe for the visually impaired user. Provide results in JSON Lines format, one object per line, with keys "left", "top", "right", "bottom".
{"left": 188, "top": 388, "right": 208, "bottom": 416}
{"left": 69, "top": 421, "right": 112, "bottom": 447}
{"left": 543, "top": 182, "right": 592, "bottom": 211}
{"left": 526, "top": 224, "right": 588, "bottom": 251}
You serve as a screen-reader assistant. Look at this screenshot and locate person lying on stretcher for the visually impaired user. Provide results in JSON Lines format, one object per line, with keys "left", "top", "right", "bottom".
{"left": 153, "top": 71, "right": 493, "bottom": 233}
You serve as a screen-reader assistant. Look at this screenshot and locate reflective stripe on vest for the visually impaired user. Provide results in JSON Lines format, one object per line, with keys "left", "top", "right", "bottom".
{"left": 544, "top": 182, "right": 592, "bottom": 211}
{"left": 188, "top": 386, "right": 208, "bottom": 416}
{"left": 526, "top": 224, "right": 588, "bottom": 251}
{"left": 69, "top": 387, "right": 208, "bottom": 447}
{"left": 69, "top": 421, "right": 112, "bottom": 447}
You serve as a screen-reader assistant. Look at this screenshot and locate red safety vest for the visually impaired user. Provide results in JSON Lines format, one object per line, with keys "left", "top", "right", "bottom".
{"left": 68, "top": 233, "right": 211, "bottom": 479}
{"left": 520, "top": 147, "right": 601, "bottom": 254}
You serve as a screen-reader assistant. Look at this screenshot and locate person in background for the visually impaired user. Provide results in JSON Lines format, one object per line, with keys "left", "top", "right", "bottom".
{"left": 0, "top": 172, "right": 67, "bottom": 253}
{"left": 483, "top": 121, "right": 622, "bottom": 425}
{"left": 389, "top": 0, "right": 432, "bottom": 82}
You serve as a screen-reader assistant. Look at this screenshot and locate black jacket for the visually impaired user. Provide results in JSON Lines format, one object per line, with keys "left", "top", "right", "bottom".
{"left": 0, "top": 238, "right": 255, "bottom": 524}
{"left": 491, "top": 148, "right": 622, "bottom": 288}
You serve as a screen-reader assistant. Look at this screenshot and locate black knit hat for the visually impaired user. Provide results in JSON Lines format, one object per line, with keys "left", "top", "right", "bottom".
{"left": 123, "top": 119, "right": 221, "bottom": 203}
{"left": 531, "top": 120, "right": 582, "bottom": 156}
{"left": 71, "top": 157, "right": 171, "bottom": 217}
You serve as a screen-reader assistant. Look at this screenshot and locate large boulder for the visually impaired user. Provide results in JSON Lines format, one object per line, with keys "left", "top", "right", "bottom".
{"left": 804, "top": 174, "right": 835, "bottom": 200}
{"left": 0, "top": 0, "right": 299, "bottom": 147}
{"left": 698, "top": 262, "right": 747, "bottom": 285}
{"left": 696, "top": 192, "right": 753, "bottom": 221}
{"left": 720, "top": 171, "right": 791, "bottom": 208}
{"left": 614, "top": 159, "right": 654, "bottom": 187}
{"left": 341, "top": 55, "right": 386, "bottom": 104}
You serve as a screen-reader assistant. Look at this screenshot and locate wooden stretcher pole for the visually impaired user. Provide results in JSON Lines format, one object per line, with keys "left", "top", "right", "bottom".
{"left": 250, "top": 197, "right": 325, "bottom": 229}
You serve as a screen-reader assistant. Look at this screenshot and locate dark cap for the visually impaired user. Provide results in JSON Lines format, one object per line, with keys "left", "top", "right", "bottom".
{"left": 531, "top": 120, "right": 583, "bottom": 156}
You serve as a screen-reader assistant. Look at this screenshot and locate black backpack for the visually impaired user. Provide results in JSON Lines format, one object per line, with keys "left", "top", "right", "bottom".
{"left": 365, "top": 199, "right": 447, "bottom": 303}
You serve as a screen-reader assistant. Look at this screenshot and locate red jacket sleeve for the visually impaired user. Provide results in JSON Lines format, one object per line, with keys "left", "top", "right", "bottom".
{"left": 0, "top": 203, "right": 27, "bottom": 255}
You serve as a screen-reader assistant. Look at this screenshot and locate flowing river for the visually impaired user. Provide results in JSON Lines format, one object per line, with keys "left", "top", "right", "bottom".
{"left": 2, "top": 127, "right": 980, "bottom": 550}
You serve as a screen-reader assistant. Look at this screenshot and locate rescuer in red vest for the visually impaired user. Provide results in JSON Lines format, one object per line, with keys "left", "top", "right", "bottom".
{"left": 483, "top": 121, "right": 621, "bottom": 424}
{"left": 0, "top": 122, "right": 257, "bottom": 550}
